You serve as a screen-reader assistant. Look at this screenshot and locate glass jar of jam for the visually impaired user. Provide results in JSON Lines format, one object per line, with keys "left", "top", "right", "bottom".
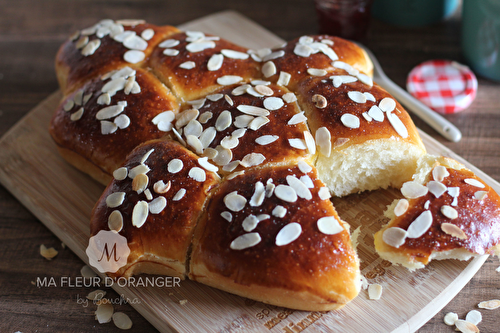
{"left": 314, "top": 0, "right": 374, "bottom": 40}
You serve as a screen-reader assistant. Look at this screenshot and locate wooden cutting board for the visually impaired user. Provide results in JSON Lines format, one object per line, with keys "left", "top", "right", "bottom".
{"left": 1, "top": 10, "right": 499, "bottom": 333}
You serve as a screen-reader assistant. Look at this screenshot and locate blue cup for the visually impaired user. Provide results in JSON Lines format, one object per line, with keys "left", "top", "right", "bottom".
{"left": 462, "top": 0, "right": 500, "bottom": 82}
{"left": 371, "top": 0, "right": 459, "bottom": 27}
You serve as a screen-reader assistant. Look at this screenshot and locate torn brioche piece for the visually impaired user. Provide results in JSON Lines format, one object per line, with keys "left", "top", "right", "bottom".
{"left": 374, "top": 155, "right": 500, "bottom": 270}
{"left": 189, "top": 161, "right": 360, "bottom": 311}
{"left": 90, "top": 139, "right": 219, "bottom": 278}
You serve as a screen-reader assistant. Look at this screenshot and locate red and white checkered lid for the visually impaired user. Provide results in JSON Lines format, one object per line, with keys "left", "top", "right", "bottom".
{"left": 407, "top": 60, "right": 478, "bottom": 114}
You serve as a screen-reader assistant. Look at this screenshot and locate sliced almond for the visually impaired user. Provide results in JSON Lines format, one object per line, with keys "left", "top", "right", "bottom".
{"left": 108, "top": 210, "right": 123, "bottom": 232}
{"left": 207, "top": 54, "right": 223, "bottom": 71}
{"left": 87, "top": 290, "right": 106, "bottom": 301}
{"left": 249, "top": 181, "right": 266, "bottom": 207}
{"left": 40, "top": 244, "right": 58, "bottom": 260}
{"left": 255, "top": 135, "right": 279, "bottom": 145}
{"left": 382, "top": 227, "right": 408, "bottom": 248}
{"left": 255, "top": 85, "right": 274, "bottom": 96}
{"left": 347, "top": 91, "right": 366, "bottom": 104}
{"left": 432, "top": 165, "right": 450, "bottom": 182}
{"left": 106, "top": 192, "right": 125, "bottom": 208}
{"left": 282, "top": 92, "right": 297, "bottom": 103}
{"left": 478, "top": 299, "right": 500, "bottom": 309}
{"left": 455, "top": 319, "right": 479, "bottom": 333}
{"left": 465, "top": 310, "right": 482, "bottom": 326}
{"left": 379, "top": 97, "right": 396, "bottom": 112}
{"left": 401, "top": 181, "right": 428, "bottom": 199}
{"left": 112, "top": 312, "right": 133, "bottom": 330}
{"left": 387, "top": 110, "right": 409, "bottom": 138}
{"left": 240, "top": 153, "right": 266, "bottom": 168}
{"left": 334, "top": 137, "right": 350, "bottom": 148}
{"left": 95, "top": 303, "right": 114, "bottom": 324}
{"left": 441, "top": 222, "right": 467, "bottom": 239}
{"left": 317, "top": 216, "right": 343, "bottom": 235}
{"left": 406, "top": 210, "right": 433, "bottom": 238}
{"left": 465, "top": 178, "right": 485, "bottom": 188}
{"left": 221, "top": 211, "right": 232, "bottom": 222}
{"left": 188, "top": 167, "right": 206, "bottom": 182}
{"left": 340, "top": 113, "right": 360, "bottom": 129}
{"left": 236, "top": 105, "right": 270, "bottom": 117}
{"left": 132, "top": 201, "right": 149, "bottom": 228}
{"left": 149, "top": 196, "right": 167, "bottom": 214}
{"left": 242, "top": 214, "right": 260, "bottom": 232}
{"left": 224, "top": 191, "right": 247, "bottom": 212}
{"left": 274, "top": 185, "right": 298, "bottom": 203}
{"left": 286, "top": 175, "right": 312, "bottom": 200}
{"left": 172, "top": 188, "right": 186, "bottom": 201}
{"left": 217, "top": 75, "right": 242, "bottom": 86}
{"left": 272, "top": 205, "right": 287, "bottom": 218}
{"left": 132, "top": 173, "right": 148, "bottom": 194}
{"left": 276, "top": 222, "right": 302, "bottom": 246}
{"left": 153, "top": 180, "right": 171, "bottom": 194}
{"left": 312, "top": 94, "right": 327, "bottom": 108}
{"left": 441, "top": 205, "right": 459, "bottom": 219}
{"left": 443, "top": 312, "right": 459, "bottom": 326}
{"left": 263, "top": 97, "right": 284, "bottom": 111}
{"left": 262, "top": 61, "right": 277, "bottom": 78}
{"left": 230, "top": 232, "right": 261, "bottom": 250}
{"left": 167, "top": 159, "right": 183, "bottom": 174}
{"left": 277, "top": 71, "right": 292, "bottom": 86}
{"left": 427, "top": 180, "right": 447, "bottom": 198}
{"left": 474, "top": 191, "right": 487, "bottom": 200}
{"left": 368, "top": 284, "right": 383, "bottom": 300}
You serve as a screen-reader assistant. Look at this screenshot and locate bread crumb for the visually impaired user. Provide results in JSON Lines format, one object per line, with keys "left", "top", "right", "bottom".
{"left": 179, "top": 299, "right": 188, "bottom": 305}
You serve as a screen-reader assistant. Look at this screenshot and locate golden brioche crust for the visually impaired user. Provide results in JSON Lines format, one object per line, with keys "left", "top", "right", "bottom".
{"left": 297, "top": 75, "right": 424, "bottom": 151}
{"left": 50, "top": 68, "right": 180, "bottom": 183}
{"left": 149, "top": 32, "right": 261, "bottom": 102}
{"left": 90, "top": 139, "right": 219, "bottom": 278}
{"left": 189, "top": 163, "right": 360, "bottom": 310}
{"left": 56, "top": 22, "right": 180, "bottom": 94}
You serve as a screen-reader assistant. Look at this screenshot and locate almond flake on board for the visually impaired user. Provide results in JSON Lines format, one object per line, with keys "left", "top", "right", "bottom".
{"left": 40, "top": 244, "right": 58, "bottom": 260}
{"left": 368, "top": 284, "right": 383, "bottom": 300}
{"left": 112, "top": 312, "right": 133, "bottom": 330}
{"left": 443, "top": 312, "right": 458, "bottom": 326}
{"left": 478, "top": 299, "right": 500, "bottom": 310}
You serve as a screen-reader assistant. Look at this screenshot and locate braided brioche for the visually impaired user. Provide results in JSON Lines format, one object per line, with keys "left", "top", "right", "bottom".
{"left": 50, "top": 19, "right": 500, "bottom": 311}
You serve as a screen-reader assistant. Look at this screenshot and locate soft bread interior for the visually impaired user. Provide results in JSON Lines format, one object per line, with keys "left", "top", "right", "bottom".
{"left": 315, "top": 139, "right": 425, "bottom": 197}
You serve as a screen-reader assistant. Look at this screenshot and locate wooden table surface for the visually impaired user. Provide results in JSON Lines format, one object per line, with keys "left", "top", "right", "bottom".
{"left": 1, "top": 1, "right": 499, "bottom": 332}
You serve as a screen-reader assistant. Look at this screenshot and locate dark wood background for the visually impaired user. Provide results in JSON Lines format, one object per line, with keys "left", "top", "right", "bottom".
{"left": 1, "top": 0, "right": 499, "bottom": 332}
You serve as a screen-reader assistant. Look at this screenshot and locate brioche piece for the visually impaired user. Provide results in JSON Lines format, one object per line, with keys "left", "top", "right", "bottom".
{"left": 296, "top": 73, "right": 426, "bottom": 196}
{"left": 56, "top": 19, "right": 180, "bottom": 94}
{"left": 375, "top": 155, "right": 500, "bottom": 270}
{"left": 149, "top": 31, "right": 261, "bottom": 102}
{"left": 50, "top": 67, "right": 180, "bottom": 185}
{"left": 189, "top": 162, "right": 360, "bottom": 311}
{"left": 261, "top": 35, "right": 373, "bottom": 91}
{"left": 171, "top": 83, "right": 314, "bottom": 175}
{"left": 90, "top": 139, "right": 219, "bottom": 278}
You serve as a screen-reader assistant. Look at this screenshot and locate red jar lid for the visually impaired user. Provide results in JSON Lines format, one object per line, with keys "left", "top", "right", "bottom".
{"left": 407, "top": 60, "right": 478, "bottom": 114}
